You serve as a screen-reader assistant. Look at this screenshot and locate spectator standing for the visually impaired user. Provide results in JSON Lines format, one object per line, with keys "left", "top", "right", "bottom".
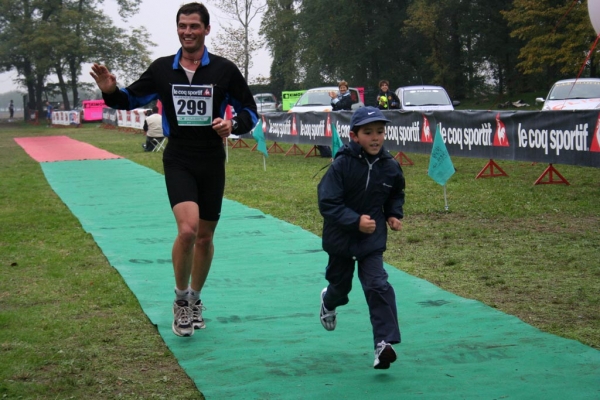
{"left": 8, "top": 100, "right": 14, "bottom": 121}
{"left": 319, "top": 80, "right": 354, "bottom": 158}
{"left": 46, "top": 101, "right": 53, "bottom": 127}
{"left": 329, "top": 80, "right": 353, "bottom": 111}
{"left": 90, "top": 2, "right": 258, "bottom": 337}
{"left": 376, "top": 80, "right": 400, "bottom": 110}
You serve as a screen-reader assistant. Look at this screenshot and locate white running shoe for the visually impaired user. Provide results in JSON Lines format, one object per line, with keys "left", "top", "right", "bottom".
{"left": 172, "top": 300, "right": 194, "bottom": 337}
{"left": 191, "top": 299, "right": 206, "bottom": 329}
{"left": 320, "top": 288, "right": 337, "bottom": 331}
{"left": 373, "top": 341, "right": 397, "bottom": 369}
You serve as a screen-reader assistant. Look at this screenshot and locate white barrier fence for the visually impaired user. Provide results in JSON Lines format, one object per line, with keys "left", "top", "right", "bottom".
{"left": 52, "top": 111, "right": 81, "bottom": 126}
{"left": 116, "top": 109, "right": 150, "bottom": 131}
{"left": 51, "top": 108, "right": 150, "bottom": 131}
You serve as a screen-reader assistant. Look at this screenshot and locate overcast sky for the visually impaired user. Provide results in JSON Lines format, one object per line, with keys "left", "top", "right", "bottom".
{"left": 0, "top": 0, "right": 271, "bottom": 94}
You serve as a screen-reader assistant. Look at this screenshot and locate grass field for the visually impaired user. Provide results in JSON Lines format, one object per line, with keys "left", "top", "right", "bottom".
{"left": 1, "top": 119, "right": 598, "bottom": 399}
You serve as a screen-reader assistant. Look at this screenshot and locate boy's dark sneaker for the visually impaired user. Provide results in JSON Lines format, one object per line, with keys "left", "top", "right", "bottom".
{"left": 373, "top": 341, "right": 397, "bottom": 369}
{"left": 172, "top": 299, "right": 194, "bottom": 337}
{"left": 320, "top": 288, "right": 337, "bottom": 331}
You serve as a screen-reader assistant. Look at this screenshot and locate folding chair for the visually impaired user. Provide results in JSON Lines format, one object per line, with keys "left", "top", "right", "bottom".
{"left": 151, "top": 137, "right": 166, "bottom": 152}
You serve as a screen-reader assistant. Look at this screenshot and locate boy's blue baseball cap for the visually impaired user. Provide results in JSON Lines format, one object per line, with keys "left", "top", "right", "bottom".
{"left": 350, "top": 106, "right": 390, "bottom": 132}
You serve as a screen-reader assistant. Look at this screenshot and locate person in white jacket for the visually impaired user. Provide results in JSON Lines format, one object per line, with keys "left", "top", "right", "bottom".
{"left": 142, "top": 106, "right": 164, "bottom": 151}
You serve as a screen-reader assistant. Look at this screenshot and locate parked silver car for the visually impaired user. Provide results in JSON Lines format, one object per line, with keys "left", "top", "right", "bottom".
{"left": 394, "top": 85, "right": 459, "bottom": 111}
{"left": 535, "top": 78, "right": 600, "bottom": 110}
{"left": 254, "top": 93, "right": 279, "bottom": 113}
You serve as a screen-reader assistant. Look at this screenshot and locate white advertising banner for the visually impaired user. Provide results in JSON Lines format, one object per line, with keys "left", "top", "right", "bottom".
{"left": 52, "top": 111, "right": 81, "bottom": 126}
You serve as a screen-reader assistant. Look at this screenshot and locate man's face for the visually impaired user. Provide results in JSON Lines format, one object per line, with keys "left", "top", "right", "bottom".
{"left": 350, "top": 121, "right": 386, "bottom": 155}
{"left": 177, "top": 13, "right": 210, "bottom": 54}
{"left": 380, "top": 83, "right": 389, "bottom": 92}
{"left": 339, "top": 85, "right": 348, "bottom": 94}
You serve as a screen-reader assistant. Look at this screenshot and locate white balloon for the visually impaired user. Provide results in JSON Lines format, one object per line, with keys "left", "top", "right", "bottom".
{"left": 589, "top": 0, "right": 600, "bottom": 35}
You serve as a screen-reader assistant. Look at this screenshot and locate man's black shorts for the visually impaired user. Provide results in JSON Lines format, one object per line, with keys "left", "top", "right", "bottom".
{"left": 163, "top": 142, "right": 226, "bottom": 221}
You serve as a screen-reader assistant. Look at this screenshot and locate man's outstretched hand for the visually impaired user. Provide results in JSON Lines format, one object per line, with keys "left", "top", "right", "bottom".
{"left": 90, "top": 63, "right": 117, "bottom": 94}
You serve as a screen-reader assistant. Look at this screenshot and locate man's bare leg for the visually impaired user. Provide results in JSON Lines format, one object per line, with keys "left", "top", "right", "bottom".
{"left": 188, "top": 218, "right": 217, "bottom": 329}
{"left": 172, "top": 201, "right": 200, "bottom": 290}
{"left": 170, "top": 201, "right": 200, "bottom": 336}
{"left": 190, "top": 218, "right": 218, "bottom": 293}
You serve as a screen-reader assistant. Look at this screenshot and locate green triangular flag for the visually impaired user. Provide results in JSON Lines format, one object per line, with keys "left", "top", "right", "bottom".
{"left": 331, "top": 123, "right": 344, "bottom": 157}
{"left": 252, "top": 120, "right": 268, "bottom": 157}
{"left": 428, "top": 125, "right": 455, "bottom": 186}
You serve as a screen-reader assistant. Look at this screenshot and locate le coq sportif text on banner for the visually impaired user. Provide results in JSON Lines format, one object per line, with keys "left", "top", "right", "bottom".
{"left": 253, "top": 110, "right": 600, "bottom": 168}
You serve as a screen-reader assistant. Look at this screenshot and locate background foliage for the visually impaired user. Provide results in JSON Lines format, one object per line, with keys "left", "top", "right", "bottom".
{"left": 262, "top": 0, "right": 599, "bottom": 104}
{"left": 0, "top": 0, "right": 154, "bottom": 114}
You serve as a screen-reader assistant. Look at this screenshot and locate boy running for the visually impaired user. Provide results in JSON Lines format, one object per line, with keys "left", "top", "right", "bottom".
{"left": 317, "top": 106, "right": 405, "bottom": 369}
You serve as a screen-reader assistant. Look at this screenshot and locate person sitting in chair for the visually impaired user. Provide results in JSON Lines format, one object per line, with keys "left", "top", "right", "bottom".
{"left": 142, "top": 106, "right": 164, "bottom": 151}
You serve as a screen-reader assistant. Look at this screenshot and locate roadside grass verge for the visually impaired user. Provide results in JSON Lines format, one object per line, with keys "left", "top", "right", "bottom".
{"left": 457, "top": 91, "right": 546, "bottom": 111}
{"left": 1, "top": 121, "right": 598, "bottom": 398}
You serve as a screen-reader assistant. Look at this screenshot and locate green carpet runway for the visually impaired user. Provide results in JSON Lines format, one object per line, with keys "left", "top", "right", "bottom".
{"left": 41, "top": 158, "right": 599, "bottom": 399}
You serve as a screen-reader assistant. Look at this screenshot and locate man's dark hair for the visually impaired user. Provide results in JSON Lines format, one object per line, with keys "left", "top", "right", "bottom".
{"left": 177, "top": 2, "right": 210, "bottom": 26}
{"left": 152, "top": 106, "right": 159, "bottom": 114}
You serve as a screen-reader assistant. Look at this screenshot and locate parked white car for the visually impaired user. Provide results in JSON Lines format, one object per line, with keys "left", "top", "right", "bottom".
{"left": 289, "top": 87, "right": 364, "bottom": 113}
{"left": 535, "top": 78, "right": 600, "bottom": 110}
{"left": 394, "top": 85, "right": 459, "bottom": 111}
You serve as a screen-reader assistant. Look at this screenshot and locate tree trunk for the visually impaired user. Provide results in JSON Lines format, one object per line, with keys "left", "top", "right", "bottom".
{"left": 55, "top": 63, "right": 72, "bottom": 110}
{"left": 244, "top": 26, "right": 249, "bottom": 80}
{"left": 69, "top": 57, "right": 80, "bottom": 108}
{"left": 35, "top": 73, "right": 45, "bottom": 116}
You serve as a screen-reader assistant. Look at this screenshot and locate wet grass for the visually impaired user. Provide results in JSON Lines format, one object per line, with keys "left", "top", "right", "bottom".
{"left": 1, "top": 120, "right": 598, "bottom": 398}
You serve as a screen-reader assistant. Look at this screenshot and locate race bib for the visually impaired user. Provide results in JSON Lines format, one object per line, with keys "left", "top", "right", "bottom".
{"left": 172, "top": 84, "right": 214, "bottom": 126}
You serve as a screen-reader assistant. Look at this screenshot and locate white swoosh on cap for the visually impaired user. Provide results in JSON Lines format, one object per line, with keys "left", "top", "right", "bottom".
{"left": 368, "top": 112, "right": 376, "bottom": 115}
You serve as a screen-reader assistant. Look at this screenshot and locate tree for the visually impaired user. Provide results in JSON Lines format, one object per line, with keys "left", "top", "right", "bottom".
{"left": 211, "top": 25, "right": 261, "bottom": 78}
{"left": 503, "top": 0, "right": 598, "bottom": 88}
{"left": 404, "top": 0, "right": 470, "bottom": 99}
{"left": 466, "top": 0, "right": 525, "bottom": 96}
{"left": 290, "top": 0, "right": 414, "bottom": 97}
{"left": 0, "top": 0, "right": 57, "bottom": 113}
{"left": 261, "top": 0, "right": 300, "bottom": 96}
{"left": 207, "top": 0, "right": 267, "bottom": 80}
{"left": 0, "top": 0, "right": 153, "bottom": 113}
{"left": 245, "top": 0, "right": 598, "bottom": 101}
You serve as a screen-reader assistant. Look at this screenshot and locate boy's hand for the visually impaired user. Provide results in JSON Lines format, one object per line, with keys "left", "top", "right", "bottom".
{"left": 359, "top": 215, "right": 376, "bottom": 234}
{"left": 387, "top": 217, "right": 402, "bottom": 231}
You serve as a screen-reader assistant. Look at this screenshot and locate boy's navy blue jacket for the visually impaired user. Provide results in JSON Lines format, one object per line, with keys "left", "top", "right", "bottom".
{"left": 318, "top": 140, "right": 405, "bottom": 260}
